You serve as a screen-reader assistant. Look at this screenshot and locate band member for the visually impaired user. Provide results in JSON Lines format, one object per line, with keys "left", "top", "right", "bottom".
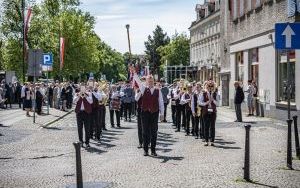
{"left": 180, "top": 84, "right": 193, "bottom": 136}
{"left": 175, "top": 81, "right": 186, "bottom": 132}
{"left": 99, "top": 88, "right": 108, "bottom": 131}
{"left": 109, "top": 85, "right": 121, "bottom": 128}
{"left": 160, "top": 79, "right": 169, "bottom": 123}
{"left": 123, "top": 81, "right": 134, "bottom": 122}
{"left": 90, "top": 86, "right": 101, "bottom": 141}
{"left": 131, "top": 67, "right": 164, "bottom": 157}
{"left": 191, "top": 82, "right": 202, "bottom": 139}
{"left": 135, "top": 84, "right": 144, "bottom": 149}
{"left": 199, "top": 80, "right": 219, "bottom": 146}
{"left": 73, "top": 88, "right": 93, "bottom": 148}
{"left": 169, "top": 82, "right": 178, "bottom": 126}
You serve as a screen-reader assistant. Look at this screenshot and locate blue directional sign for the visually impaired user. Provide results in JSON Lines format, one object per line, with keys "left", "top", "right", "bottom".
{"left": 275, "top": 23, "right": 300, "bottom": 49}
{"left": 43, "top": 53, "right": 53, "bottom": 66}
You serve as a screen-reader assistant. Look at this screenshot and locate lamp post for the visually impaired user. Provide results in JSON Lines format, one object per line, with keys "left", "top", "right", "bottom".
{"left": 125, "top": 24, "right": 132, "bottom": 63}
{"left": 22, "top": 0, "right": 25, "bottom": 82}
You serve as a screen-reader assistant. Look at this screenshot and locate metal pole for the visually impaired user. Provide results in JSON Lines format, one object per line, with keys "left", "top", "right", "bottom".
{"left": 244, "top": 124, "right": 251, "bottom": 181}
{"left": 47, "top": 66, "right": 49, "bottom": 115}
{"left": 292, "top": 116, "right": 300, "bottom": 158}
{"left": 125, "top": 24, "right": 132, "bottom": 61}
{"left": 73, "top": 142, "right": 83, "bottom": 188}
{"left": 287, "top": 50, "right": 291, "bottom": 120}
{"left": 22, "top": 0, "right": 25, "bottom": 82}
{"left": 287, "top": 119, "right": 293, "bottom": 169}
{"left": 33, "top": 50, "right": 36, "bottom": 123}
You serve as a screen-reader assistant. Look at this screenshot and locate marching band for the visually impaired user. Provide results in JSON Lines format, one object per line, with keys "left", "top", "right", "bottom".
{"left": 73, "top": 66, "right": 220, "bottom": 155}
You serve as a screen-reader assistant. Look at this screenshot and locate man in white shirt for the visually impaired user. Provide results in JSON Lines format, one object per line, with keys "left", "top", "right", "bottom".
{"left": 131, "top": 66, "right": 164, "bottom": 157}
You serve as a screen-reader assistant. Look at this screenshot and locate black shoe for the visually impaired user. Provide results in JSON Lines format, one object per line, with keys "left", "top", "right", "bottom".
{"left": 175, "top": 130, "right": 180, "bottom": 132}
{"left": 86, "top": 144, "right": 91, "bottom": 148}
{"left": 151, "top": 151, "right": 157, "bottom": 156}
{"left": 211, "top": 143, "right": 214, "bottom": 146}
{"left": 195, "top": 136, "right": 199, "bottom": 139}
{"left": 143, "top": 151, "right": 149, "bottom": 156}
{"left": 129, "top": 119, "right": 131, "bottom": 122}
{"left": 103, "top": 128, "right": 107, "bottom": 131}
{"left": 80, "top": 141, "right": 84, "bottom": 147}
{"left": 137, "top": 144, "right": 143, "bottom": 149}
{"left": 111, "top": 125, "right": 115, "bottom": 128}
{"left": 185, "top": 133, "right": 189, "bottom": 136}
{"left": 117, "top": 125, "right": 121, "bottom": 128}
{"left": 204, "top": 143, "right": 209, "bottom": 146}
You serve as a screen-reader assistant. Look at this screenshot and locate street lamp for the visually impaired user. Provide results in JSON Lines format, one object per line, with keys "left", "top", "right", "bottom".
{"left": 125, "top": 24, "right": 132, "bottom": 62}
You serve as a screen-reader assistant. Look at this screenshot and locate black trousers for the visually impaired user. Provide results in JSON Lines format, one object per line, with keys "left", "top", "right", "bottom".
{"left": 194, "top": 116, "right": 200, "bottom": 137}
{"left": 171, "top": 105, "right": 176, "bottom": 125}
{"left": 141, "top": 111, "right": 159, "bottom": 152}
{"left": 163, "top": 103, "right": 168, "bottom": 121}
{"left": 110, "top": 110, "right": 120, "bottom": 127}
{"left": 200, "top": 115, "right": 205, "bottom": 138}
{"left": 185, "top": 108, "right": 193, "bottom": 134}
{"left": 124, "top": 102, "right": 132, "bottom": 120}
{"left": 204, "top": 113, "right": 216, "bottom": 142}
{"left": 90, "top": 108, "right": 100, "bottom": 139}
{"left": 99, "top": 106, "right": 106, "bottom": 130}
{"left": 137, "top": 108, "right": 143, "bottom": 145}
{"left": 76, "top": 111, "right": 90, "bottom": 144}
{"left": 235, "top": 104, "right": 242, "bottom": 122}
{"left": 176, "top": 105, "right": 182, "bottom": 131}
{"left": 36, "top": 100, "right": 42, "bottom": 115}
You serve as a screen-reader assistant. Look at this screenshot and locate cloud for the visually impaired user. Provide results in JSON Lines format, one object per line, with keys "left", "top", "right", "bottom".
{"left": 96, "top": 14, "right": 128, "bottom": 20}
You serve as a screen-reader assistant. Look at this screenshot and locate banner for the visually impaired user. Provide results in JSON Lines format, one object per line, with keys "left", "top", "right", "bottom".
{"left": 60, "top": 37, "right": 65, "bottom": 70}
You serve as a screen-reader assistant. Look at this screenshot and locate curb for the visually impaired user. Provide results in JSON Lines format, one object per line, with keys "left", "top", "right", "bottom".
{"left": 41, "top": 110, "right": 74, "bottom": 128}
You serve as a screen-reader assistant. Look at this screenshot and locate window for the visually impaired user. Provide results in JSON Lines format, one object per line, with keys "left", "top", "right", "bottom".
{"left": 235, "top": 51, "right": 244, "bottom": 82}
{"left": 240, "top": 0, "right": 245, "bottom": 17}
{"left": 249, "top": 48, "right": 259, "bottom": 87}
{"left": 277, "top": 50, "right": 296, "bottom": 102}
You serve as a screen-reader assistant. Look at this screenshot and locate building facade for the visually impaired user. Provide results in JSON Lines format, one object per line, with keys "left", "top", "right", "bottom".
{"left": 228, "top": 0, "right": 300, "bottom": 120}
{"left": 189, "top": 0, "right": 221, "bottom": 86}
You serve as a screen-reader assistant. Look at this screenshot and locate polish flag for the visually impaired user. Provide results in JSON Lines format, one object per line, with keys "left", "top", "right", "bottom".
{"left": 60, "top": 37, "right": 65, "bottom": 70}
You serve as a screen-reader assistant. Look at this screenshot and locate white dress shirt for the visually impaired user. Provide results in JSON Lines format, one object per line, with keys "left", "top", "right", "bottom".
{"left": 133, "top": 74, "right": 164, "bottom": 115}
{"left": 73, "top": 92, "right": 93, "bottom": 110}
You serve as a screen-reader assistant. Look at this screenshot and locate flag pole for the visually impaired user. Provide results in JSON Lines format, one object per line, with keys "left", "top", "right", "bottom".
{"left": 22, "top": 0, "right": 25, "bottom": 82}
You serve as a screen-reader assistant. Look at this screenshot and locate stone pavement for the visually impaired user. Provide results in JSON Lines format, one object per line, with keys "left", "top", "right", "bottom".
{"left": 0, "top": 106, "right": 299, "bottom": 188}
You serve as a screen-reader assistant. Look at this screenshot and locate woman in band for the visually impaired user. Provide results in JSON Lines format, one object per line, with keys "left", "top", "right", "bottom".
{"left": 109, "top": 85, "right": 121, "bottom": 128}
{"left": 199, "top": 80, "right": 219, "bottom": 146}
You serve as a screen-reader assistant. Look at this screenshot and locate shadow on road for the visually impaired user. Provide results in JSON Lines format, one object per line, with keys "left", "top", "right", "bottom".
{"left": 213, "top": 138, "right": 241, "bottom": 150}
{"left": 151, "top": 155, "right": 184, "bottom": 163}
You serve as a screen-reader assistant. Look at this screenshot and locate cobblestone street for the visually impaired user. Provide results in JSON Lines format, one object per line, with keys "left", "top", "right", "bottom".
{"left": 0, "top": 107, "right": 300, "bottom": 188}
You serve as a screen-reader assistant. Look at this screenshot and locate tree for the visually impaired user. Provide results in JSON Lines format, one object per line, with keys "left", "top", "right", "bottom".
{"left": 157, "top": 33, "right": 190, "bottom": 67}
{"left": 144, "top": 25, "right": 170, "bottom": 79}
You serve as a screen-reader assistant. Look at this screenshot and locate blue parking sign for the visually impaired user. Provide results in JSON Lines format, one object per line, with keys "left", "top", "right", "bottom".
{"left": 43, "top": 53, "right": 53, "bottom": 66}
{"left": 275, "top": 23, "right": 300, "bottom": 49}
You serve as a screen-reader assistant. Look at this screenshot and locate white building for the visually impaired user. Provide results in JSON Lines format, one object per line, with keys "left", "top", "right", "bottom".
{"left": 228, "top": 0, "right": 300, "bottom": 120}
{"left": 189, "top": 0, "right": 221, "bottom": 85}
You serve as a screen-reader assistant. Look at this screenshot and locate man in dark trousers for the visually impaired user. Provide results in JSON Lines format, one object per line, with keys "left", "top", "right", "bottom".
{"left": 132, "top": 67, "right": 164, "bottom": 157}
{"left": 123, "top": 81, "right": 134, "bottom": 122}
{"left": 90, "top": 86, "right": 101, "bottom": 141}
{"left": 66, "top": 82, "right": 73, "bottom": 109}
{"left": 135, "top": 84, "right": 144, "bottom": 149}
{"left": 160, "top": 79, "right": 169, "bottom": 122}
{"left": 35, "top": 86, "right": 44, "bottom": 115}
{"left": 234, "top": 81, "right": 244, "bottom": 122}
{"left": 73, "top": 88, "right": 93, "bottom": 148}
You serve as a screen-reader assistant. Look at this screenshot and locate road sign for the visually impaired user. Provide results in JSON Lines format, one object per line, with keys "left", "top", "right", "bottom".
{"left": 275, "top": 23, "right": 300, "bottom": 49}
{"left": 43, "top": 53, "right": 53, "bottom": 66}
{"left": 27, "top": 49, "right": 43, "bottom": 77}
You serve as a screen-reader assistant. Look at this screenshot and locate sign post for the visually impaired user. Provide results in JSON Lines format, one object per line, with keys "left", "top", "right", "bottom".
{"left": 275, "top": 22, "right": 300, "bottom": 170}
{"left": 43, "top": 53, "right": 53, "bottom": 115}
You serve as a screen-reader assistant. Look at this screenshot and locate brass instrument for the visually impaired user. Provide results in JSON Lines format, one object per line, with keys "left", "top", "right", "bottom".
{"left": 196, "top": 105, "right": 202, "bottom": 117}
{"left": 98, "top": 80, "right": 109, "bottom": 105}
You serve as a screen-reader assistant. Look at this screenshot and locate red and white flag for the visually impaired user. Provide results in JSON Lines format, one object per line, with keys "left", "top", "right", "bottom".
{"left": 24, "top": 7, "right": 32, "bottom": 43}
{"left": 60, "top": 37, "right": 65, "bottom": 70}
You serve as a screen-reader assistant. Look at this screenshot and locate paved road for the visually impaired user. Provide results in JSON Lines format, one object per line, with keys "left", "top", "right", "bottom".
{"left": 0, "top": 107, "right": 299, "bottom": 188}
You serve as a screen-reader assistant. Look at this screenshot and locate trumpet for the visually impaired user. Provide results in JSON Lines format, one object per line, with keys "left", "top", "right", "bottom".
{"left": 196, "top": 105, "right": 202, "bottom": 117}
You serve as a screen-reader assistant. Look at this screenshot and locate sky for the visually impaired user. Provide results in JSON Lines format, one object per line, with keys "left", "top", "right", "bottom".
{"left": 80, "top": 0, "right": 203, "bottom": 54}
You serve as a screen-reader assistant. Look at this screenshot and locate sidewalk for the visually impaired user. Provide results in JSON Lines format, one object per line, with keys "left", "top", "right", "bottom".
{"left": 0, "top": 104, "right": 73, "bottom": 128}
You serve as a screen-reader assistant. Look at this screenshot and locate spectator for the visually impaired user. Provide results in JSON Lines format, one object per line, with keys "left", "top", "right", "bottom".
{"left": 245, "top": 80, "right": 255, "bottom": 116}
{"left": 234, "top": 81, "right": 244, "bottom": 122}
{"left": 160, "top": 79, "right": 169, "bottom": 122}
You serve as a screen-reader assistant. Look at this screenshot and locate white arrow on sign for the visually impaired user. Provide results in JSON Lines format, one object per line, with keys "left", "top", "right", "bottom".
{"left": 282, "top": 25, "right": 295, "bottom": 48}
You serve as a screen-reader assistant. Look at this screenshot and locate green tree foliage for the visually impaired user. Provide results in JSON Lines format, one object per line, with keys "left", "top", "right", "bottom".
{"left": 0, "top": 0, "right": 126, "bottom": 82}
{"left": 144, "top": 25, "right": 170, "bottom": 78}
{"left": 157, "top": 33, "right": 190, "bottom": 67}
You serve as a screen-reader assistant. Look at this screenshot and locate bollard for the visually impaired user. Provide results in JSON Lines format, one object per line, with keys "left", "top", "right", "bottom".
{"left": 244, "top": 124, "right": 251, "bottom": 181}
{"left": 73, "top": 142, "right": 83, "bottom": 188}
{"left": 287, "top": 119, "right": 293, "bottom": 169}
{"left": 292, "top": 116, "right": 300, "bottom": 158}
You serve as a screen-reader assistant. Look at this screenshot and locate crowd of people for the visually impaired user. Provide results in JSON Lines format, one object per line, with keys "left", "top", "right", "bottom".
{"left": 1, "top": 70, "right": 257, "bottom": 157}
